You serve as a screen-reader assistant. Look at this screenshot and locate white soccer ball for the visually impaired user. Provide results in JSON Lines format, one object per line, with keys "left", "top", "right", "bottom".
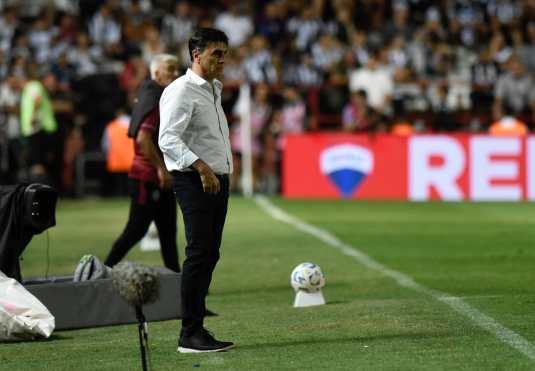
{"left": 290, "top": 262, "right": 325, "bottom": 292}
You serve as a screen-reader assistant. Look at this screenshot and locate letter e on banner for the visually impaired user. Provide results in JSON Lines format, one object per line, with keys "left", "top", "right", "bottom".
{"left": 409, "top": 136, "right": 465, "bottom": 201}
{"left": 470, "top": 137, "right": 521, "bottom": 201}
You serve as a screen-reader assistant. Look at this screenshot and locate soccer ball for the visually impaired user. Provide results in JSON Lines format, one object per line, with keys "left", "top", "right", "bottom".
{"left": 290, "top": 262, "right": 325, "bottom": 293}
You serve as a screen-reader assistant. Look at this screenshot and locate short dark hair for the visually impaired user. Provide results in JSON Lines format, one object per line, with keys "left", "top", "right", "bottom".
{"left": 188, "top": 28, "right": 228, "bottom": 61}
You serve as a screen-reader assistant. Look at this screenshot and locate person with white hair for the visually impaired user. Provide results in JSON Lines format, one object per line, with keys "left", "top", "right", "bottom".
{"left": 103, "top": 53, "right": 180, "bottom": 273}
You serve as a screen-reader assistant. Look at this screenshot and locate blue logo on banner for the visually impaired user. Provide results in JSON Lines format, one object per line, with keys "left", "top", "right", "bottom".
{"left": 320, "top": 144, "right": 374, "bottom": 198}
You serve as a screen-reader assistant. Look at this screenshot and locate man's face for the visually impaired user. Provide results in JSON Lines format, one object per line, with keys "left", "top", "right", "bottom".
{"left": 196, "top": 42, "right": 228, "bottom": 80}
{"left": 156, "top": 60, "right": 179, "bottom": 86}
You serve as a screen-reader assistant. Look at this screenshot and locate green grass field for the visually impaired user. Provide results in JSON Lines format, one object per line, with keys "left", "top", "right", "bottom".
{"left": 1, "top": 196, "right": 535, "bottom": 370}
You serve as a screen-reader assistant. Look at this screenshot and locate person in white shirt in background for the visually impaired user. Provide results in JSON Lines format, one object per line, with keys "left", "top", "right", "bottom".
{"left": 348, "top": 49, "right": 393, "bottom": 116}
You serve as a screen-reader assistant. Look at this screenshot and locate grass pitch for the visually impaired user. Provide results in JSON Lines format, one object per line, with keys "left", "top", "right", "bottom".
{"left": 1, "top": 197, "right": 535, "bottom": 370}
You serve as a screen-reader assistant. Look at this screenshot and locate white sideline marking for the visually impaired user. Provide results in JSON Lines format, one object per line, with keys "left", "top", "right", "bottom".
{"left": 254, "top": 195, "right": 535, "bottom": 362}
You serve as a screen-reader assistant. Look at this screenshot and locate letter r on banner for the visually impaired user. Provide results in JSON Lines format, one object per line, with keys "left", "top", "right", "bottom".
{"left": 409, "top": 136, "right": 465, "bottom": 201}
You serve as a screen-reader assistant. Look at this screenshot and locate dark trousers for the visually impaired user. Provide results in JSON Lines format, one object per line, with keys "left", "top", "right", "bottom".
{"left": 104, "top": 179, "right": 180, "bottom": 272}
{"left": 172, "top": 172, "right": 229, "bottom": 336}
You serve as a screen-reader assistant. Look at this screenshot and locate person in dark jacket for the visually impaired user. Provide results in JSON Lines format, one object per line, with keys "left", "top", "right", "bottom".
{"left": 104, "top": 54, "right": 180, "bottom": 273}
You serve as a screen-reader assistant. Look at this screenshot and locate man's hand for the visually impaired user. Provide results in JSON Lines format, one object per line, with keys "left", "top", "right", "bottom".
{"left": 157, "top": 167, "right": 173, "bottom": 190}
{"left": 192, "top": 159, "right": 220, "bottom": 194}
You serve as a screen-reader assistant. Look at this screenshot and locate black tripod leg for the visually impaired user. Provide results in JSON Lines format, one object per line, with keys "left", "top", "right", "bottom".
{"left": 136, "top": 307, "right": 149, "bottom": 371}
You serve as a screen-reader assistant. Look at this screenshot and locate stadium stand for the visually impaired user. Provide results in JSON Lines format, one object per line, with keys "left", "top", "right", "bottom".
{"left": 0, "top": 0, "right": 532, "bottom": 194}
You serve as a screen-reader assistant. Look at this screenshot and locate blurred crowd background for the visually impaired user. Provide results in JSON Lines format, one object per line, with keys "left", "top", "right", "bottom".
{"left": 0, "top": 0, "right": 533, "bottom": 195}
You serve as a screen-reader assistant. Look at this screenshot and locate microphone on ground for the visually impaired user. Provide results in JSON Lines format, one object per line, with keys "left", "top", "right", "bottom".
{"left": 111, "top": 262, "right": 160, "bottom": 371}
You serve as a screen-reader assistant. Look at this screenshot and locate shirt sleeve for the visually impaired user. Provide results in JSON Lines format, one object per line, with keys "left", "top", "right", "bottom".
{"left": 139, "top": 108, "right": 159, "bottom": 134}
{"left": 158, "top": 82, "right": 199, "bottom": 170}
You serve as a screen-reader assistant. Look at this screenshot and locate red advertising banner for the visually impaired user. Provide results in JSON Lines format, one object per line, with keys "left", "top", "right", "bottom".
{"left": 282, "top": 134, "right": 535, "bottom": 201}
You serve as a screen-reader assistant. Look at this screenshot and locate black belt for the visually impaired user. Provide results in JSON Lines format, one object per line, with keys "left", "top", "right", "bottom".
{"left": 171, "top": 171, "right": 228, "bottom": 179}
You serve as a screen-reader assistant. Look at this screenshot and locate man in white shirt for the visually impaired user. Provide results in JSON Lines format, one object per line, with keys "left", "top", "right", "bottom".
{"left": 214, "top": 4, "right": 253, "bottom": 47}
{"left": 348, "top": 50, "right": 393, "bottom": 116}
{"left": 159, "top": 28, "right": 234, "bottom": 354}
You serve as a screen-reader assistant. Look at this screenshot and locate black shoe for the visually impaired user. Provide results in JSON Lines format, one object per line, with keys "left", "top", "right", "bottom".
{"left": 177, "top": 328, "right": 234, "bottom": 353}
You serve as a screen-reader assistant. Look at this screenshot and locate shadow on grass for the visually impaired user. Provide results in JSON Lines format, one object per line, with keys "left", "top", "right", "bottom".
{"left": 215, "top": 282, "right": 351, "bottom": 297}
{"left": 236, "top": 332, "right": 449, "bottom": 351}
{"left": 45, "top": 334, "right": 73, "bottom": 342}
{"left": 325, "top": 300, "right": 347, "bottom": 305}
{"left": 1, "top": 333, "right": 73, "bottom": 345}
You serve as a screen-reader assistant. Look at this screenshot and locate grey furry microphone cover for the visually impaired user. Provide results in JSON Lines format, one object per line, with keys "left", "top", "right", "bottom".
{"left": 111, "top": 262, "right": 160, "bottom": 307}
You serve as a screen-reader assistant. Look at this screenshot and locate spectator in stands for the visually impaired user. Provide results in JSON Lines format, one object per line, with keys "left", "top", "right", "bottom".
{"left": 310, "top": 33, "right": 344, "bottom": 73}
{"left": 257, "top": 1, "right": 285, "bottom": 49}
{"left": 0, "top": 73, "right": 21, "bottom": 183}
{"left": 311, "top": 68, "right": 348, "bottom": 129}
{"left": 289, "top": 53, "right": 323, "bottom": 87}
{"left": 279, "top": 86, "right": 307, "bottom": 139}
{"left": 231, "top": 82, "right": 271, "bottom": 192}
{"left": 348, "top": 30, "right": 369, "bottom": 67}
{"left": 348, "top": 49, "right": 393, "bottom": 116}
{"left": 27, "top": 15, "right": 57, "bottom": 64}
{"left": 122, "top": 0, "right": 153, "bottom": 45}
{"left": 161, "top": 1, "right": 194, "bottom": 48}
{"left": 514, "top": 22, "right": 535, "bottom": 73}
{"left": 261, "top": 109, "right": 283, "bottom": 195}
{"left": 214, "top": 3, "right": 253, "bottom": 48}
{"left": 88, "top": 2, "right": 123, "bottom": 59}
{"left": 387, "top": 35, "right": 409, "bottom": 68}
{"left": 489, "top": 103, "right": 528, "bottom": 136}
{"left": 287, "top": 7, "right": 322, "bottom": 52}
{"left": 222, "top": 46, "right": 246, "bottom": 87}
{"left": 486, "top": 0, "right": 522, "bottom": 27}
{"left": 161, "top": 0, "right": 195, "bottom": 64}
{"left": 0, "top": 49, "right": 7, "bottom": 80}
{"left": 140, "top": 26, "right": 166, "bottom": 66}
{"left": 488, "top": 30, "right": 511, "bottom": 65}
{"left": 261, "top": 86, "right": 306, "bottom": 193}
{"left": 242, "top": 35, "right": 277, "bottom": 84}
{"left": 470, "top": 48, "right": 499, "bottom": 114}
{"left": 342, "top": 90, "right": 374, "bottom": 133}
{"left": 428, "top": 80, "right": 460, "bottom": 132}
{"left": 0, "top": 6, "right": 18, "bottom": 53}
{"left": 392, "top": 65, "right": 427, "bottom": 113}
{"left": 444, "top": 53, "right": 472, "bottom": 112}
{"left": 56, "top": 12, "right": 79, "bottom": 44}
{"left": 326, "top": 3, "right": 357, "bottom": 44}
{"left": 67, "top": 32, "right": 103, "bottom": 78}
{"left": 493, "top": 55, "right": 535, "bottom": 122}
{"left": 50, "top": 52, "right": 76, "bottom": 93}
{"left": 0, "top": 73, "right": 20, "bottom": 141}
{"left": 384, "top": 0, "right": 413, "bottom": 41}
{"left": 10, "top": 33, "right": 32, "bottom": 61}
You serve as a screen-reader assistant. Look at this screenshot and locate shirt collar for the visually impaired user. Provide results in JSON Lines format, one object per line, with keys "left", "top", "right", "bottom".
{"left": 186, "top": 68, "right": 223, "bottom": 92}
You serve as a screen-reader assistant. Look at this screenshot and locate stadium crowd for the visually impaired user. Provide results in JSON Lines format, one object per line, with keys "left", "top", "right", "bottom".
{"left": 0, "top": 0, "right": 533, "bottom": 194}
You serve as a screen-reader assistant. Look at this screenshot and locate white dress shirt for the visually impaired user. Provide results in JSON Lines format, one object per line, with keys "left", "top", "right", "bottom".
{"left": 348, "top": 67, "right": 393, "bottom": 112}
{"left": 159, "top": 68, "right": 233, "bottom": 175}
